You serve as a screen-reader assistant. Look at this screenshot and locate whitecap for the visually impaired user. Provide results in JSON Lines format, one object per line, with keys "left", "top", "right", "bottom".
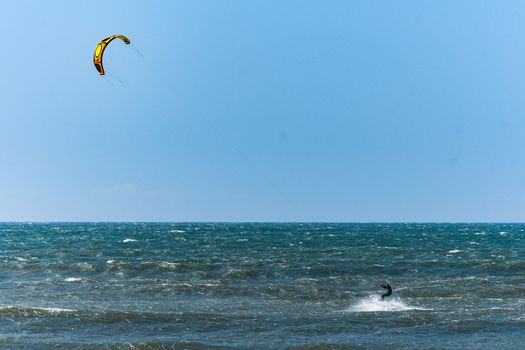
{"left": 448, "top": 249, "right": 462, "bottom": 254}
{"left": 64, "top": 277, "right": 85, "bottom": 282}
{"left": 0, "top": 306, "right": 76, "bottom": 313}
{"left": 122, "top": 238, "right": 137, "bottom": 243}
{"left": 33, "top": 307, "right": 76, "bottom": 313}
{"left": 160, "top": 262, "right": 180, "bottom": 269}
{"left": 74, "top": 262, "right": 96, "bottom": 271}
{"left": 170, "top": 229, "right": 186, "bottom": 233}
{"left": 202, "top": 283, "right": 219, "bottom": 287}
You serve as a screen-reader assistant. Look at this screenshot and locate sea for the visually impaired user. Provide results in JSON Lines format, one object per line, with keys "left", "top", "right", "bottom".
{"left": 0, "top": 223, "right": 523, "bottom": 349}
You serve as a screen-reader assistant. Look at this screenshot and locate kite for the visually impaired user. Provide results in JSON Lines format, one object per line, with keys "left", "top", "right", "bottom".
{"left": 93, "top": 34, "right": 130, "bottom": 75}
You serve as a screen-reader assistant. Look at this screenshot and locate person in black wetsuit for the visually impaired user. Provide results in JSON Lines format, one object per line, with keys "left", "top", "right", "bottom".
{"left": 380, "top": 283, "right": 392, "bottom": 301}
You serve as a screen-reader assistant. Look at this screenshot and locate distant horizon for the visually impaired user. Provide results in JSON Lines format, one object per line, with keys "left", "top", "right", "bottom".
{"left": 1, "top": 221, "right": 523, "bottom": 224}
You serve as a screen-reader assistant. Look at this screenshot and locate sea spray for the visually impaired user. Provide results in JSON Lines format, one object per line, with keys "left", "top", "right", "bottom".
{"left": 345, "top": 295, "right": 428, "bottom": 312}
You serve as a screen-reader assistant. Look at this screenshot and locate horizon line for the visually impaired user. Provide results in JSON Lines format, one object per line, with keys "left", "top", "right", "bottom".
{"left": 0, "top": 221, "right": 524, "bottom": 225}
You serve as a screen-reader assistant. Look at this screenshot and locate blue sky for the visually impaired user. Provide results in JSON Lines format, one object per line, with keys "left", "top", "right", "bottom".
{"left": 1, "top": 1, "right": 525, "bottom": 221}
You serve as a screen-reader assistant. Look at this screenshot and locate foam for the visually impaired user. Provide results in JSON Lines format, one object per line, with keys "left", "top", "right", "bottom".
{"left": 64, "top": 277, "right": 85, "bottom": 282}
{"left": 34, "top": 307, "right": 76, "bottom": 313}
{"left": 0, "top": 305, "right": 76, "bottom": 314}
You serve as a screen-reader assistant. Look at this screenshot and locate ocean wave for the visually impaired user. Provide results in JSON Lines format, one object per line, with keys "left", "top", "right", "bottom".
{"left": 222, "top": 268, "right": 268, "bottom": 279}
{"left": 0, "top": 306, "right": 218, "bottom": 324}
{"left": 159, "top": 261, "right": 181, "bottom": 270}
{"left": 9, "top": 261, "right": 103, "bottom": 273}
{"left": 20, "top": 341, "right": 235, "bottom": 349}
{"left": 0, "top": 305, "right": 76, "bottom": 317}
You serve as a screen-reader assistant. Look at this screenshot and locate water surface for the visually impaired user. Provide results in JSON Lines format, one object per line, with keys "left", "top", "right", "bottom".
{"left": 0, "top": 223, "right": 523, "bottom": 349}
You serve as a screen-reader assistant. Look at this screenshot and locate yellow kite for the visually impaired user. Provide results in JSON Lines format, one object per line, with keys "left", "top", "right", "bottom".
{"left": 93, "top": 34, "right": 130, "bottom": 75}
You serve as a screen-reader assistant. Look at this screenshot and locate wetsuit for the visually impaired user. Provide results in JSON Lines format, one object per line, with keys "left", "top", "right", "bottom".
{"left": 380, "top": 283, "right": 392, "bottom": 301}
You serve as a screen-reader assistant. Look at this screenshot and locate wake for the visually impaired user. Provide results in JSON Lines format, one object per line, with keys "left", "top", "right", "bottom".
{"left": 344, "top": 295, "right": 429, "bottom": 312}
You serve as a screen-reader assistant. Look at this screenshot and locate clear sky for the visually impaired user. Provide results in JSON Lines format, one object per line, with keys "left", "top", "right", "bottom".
{"left": 1, "top": 1, "right": 525, "bottom": 222}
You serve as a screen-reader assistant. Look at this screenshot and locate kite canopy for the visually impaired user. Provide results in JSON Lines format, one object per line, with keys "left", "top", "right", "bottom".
{"left": 93, "top": 34, "right": 131, "bottom": 75}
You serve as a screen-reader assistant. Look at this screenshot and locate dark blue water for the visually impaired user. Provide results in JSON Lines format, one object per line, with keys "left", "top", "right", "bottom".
{"left": 0, "top": 223, "right": 523, "bottom": 349}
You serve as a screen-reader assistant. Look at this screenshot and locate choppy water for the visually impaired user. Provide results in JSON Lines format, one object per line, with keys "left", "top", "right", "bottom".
{"left": 0, "top": 223, "right": 523, "bottom": 349}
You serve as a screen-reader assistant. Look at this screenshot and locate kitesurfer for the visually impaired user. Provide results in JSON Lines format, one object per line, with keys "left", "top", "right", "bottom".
{"left": 379, "top": 282, "right": 392, "bottom": 301}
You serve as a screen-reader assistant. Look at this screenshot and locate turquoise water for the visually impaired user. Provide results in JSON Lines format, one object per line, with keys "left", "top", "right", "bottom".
{"left": 0, "top": 223, "right": 524, "bottom": 349}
